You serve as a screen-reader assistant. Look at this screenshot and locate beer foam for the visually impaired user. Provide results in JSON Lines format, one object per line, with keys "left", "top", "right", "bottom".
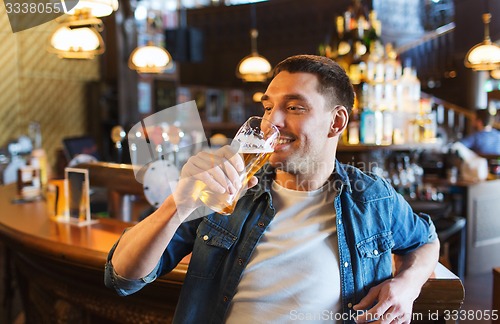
{"left": 233, "top": 134, "right": 275, "bottom": 152}
{"left": 239, "top": 148, "right": 274, "bottom": 154}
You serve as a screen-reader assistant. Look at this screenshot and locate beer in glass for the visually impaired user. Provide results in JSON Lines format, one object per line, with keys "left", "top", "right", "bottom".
{"left": 199, "top": 116, "right": 279, "bottom": 215}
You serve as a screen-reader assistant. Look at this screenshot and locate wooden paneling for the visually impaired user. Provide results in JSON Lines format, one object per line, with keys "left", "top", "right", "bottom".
{"left": 181, "top": 0, "right": 351, "bottom": 87}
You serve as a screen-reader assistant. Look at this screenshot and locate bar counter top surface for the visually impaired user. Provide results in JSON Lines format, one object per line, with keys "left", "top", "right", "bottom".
{"left": 1, "top": 184, "right": 124, "bottom": 264}
{"left": 0, "top": 183, "right": 464, "bottom": 323}
{"left": 0, "top": 184, "right": 186, "bottom": 277}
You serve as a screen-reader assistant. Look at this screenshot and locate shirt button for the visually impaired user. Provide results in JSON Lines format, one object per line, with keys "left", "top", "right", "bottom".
{"left": 338, "top": 219, "right": 342, "bottom": 225}
{"left": 348, "top": 302, "right": 353, "bottom": 308}
{"left": 344, "top": 262, "right": 349, "bottom": 268}
{"left": 238, "top": 258, "right": 243, "bottom": 265}
{"left": 223, "top": 296, "right": 229, "bottom": 302}
{"left": 373, "top": 249, "right": 379, "bottom": 256}
{"left": 258, "top": 221, "right": 265, "bottom": 227}
{"left": 203, "top": 235, "right": 209, "bottom": 241}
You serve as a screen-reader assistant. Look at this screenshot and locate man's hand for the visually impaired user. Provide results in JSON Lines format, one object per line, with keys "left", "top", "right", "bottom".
{"left": 354, "top": 240, "right": 439, "bottom": 324}
{"left": 353, "top": 277, "right": 419, "bottom": 324}
{"left": 172, "top": 144, "right": 257, "bottom": 220}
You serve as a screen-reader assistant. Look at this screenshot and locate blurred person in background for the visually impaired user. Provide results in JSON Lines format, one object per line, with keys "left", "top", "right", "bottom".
{"left": 460, "top": 108, "right": 500, "bottom": 156}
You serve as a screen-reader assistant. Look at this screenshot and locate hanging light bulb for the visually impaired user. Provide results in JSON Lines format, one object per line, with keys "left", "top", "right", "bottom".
{"left": 129, "top": 41, "right": 173, "bottom": 74}
{"left": 464, "top": 13, "right": 500, "bottom": 71}
{"left": 66, "top": 0, "right": 119, "bottom": 17}
{"left": 51, "top": 26, "right": 103, "bottom": 54}
{"left": 48, "top": 16, "right": 105, "bottom": 59}
{"left": 236, "top": 29, "right": 271, "bottom": 82}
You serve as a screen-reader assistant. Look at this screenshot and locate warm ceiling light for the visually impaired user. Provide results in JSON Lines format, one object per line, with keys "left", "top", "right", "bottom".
{"left": 236, "top": 29, "right": 271, "bottom": 82}
{"left": 66, "top": 0, "right": 119, "bottom": 17}
{"left": 48, "top": 18, "right": 105, "bottom": 59}
{"left": 252, "top": 91, "right": 265, "bottom": 102}
{"left": 129, "top": 41, "right": 172, "bottom": 73}
{"left": 464, "top": 13, "right": 500, "bottom": 71}
{"left": 237, "top": 55, "right": 272, "bottom": 82}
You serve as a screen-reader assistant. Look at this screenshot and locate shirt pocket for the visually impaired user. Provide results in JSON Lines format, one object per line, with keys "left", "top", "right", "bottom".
{"left": 188, "top": 218, "right": 237, "bottom": 279}
{"left": 356, "top": 232, "right": 395, "bottom": 290}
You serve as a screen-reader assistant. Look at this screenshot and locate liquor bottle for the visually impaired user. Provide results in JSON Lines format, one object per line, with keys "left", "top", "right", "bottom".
{"left": 353, "top": 16, "right": 368, "bottom": 60}
{"left": 29, "top": 122, "right": 48, "bottom": 188}
{"left": 366, "top": 42, "right": 383, "bottom": 83}
{"left": 380, "top": 45, "right": 397, "bottom": 145}
{"left": 348, "top": 105, "right": 361, "bottom": 145}
{"left": 364, "top": 10, "right": 381, "bottom": 50}
{"left": 360, "top": 106, "right": 376, "bottom": 144}
{"left": 411, "top": 68, "right": 422, "bottom": 112}
{"left": 348, "top": 64, "right": 368, "bottom": 144}
{"left": 382, "top": 107, "right": 394, "bottom": 145}
{"left": 373, "top": 107, "right": 383, "bottom": 145}
{"left": 384, "top": 43, "right": 400, "bottom": 82}
{"left": 397, "top": 64, "right": 420, "bottom": 114}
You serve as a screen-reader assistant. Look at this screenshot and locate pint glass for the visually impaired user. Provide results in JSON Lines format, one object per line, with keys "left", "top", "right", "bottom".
{"left": 199, "top": 116, "right": 279, "bottom": 215}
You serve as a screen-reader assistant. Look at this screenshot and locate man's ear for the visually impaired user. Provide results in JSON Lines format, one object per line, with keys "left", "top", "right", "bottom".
{"left": 328, "top": 106, "right": 349, "bottom": 137}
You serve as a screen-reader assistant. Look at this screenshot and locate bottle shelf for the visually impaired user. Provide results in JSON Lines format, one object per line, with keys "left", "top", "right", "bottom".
{"left": 338, "top": 140, "right": 443, "bottom": 152}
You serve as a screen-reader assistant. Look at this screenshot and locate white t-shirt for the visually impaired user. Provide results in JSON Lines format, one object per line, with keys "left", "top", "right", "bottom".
{"left": 225, "top": 181, "right": 341, "bottom": 323}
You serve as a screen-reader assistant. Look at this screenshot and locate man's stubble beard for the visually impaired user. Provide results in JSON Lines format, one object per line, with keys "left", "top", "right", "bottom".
{"left": 271, "top": 154, "right": 326, "bottom": 176}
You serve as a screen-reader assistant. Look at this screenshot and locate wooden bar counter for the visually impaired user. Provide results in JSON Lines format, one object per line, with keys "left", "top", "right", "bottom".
{"left": 0, "top": 184, "right": 186, "bottom": 323}
{"left": 0, "top": 183, "right": 464, "bottom": 323}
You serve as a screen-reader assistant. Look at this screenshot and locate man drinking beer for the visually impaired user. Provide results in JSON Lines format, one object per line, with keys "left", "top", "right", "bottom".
{"left": 105, "top": 55, "right": 439, "bottom": 324}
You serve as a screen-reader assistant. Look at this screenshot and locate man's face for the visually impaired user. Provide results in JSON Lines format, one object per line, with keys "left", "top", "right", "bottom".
{"left": 260, "top": 71, "right": 338, "bottom": 174}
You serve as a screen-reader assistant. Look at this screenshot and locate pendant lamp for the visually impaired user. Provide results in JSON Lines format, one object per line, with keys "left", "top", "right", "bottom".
{"left": 48, "top": 16, "right": 105, "bottom": 59}
{"left": 236, "top": 5, "right": 271, "bottom": 82}
{"left": 464, "top": 13, "right": 500, "bottom": 71}
{"left": 129, "top": 41, "right": 173, "bottom": 74}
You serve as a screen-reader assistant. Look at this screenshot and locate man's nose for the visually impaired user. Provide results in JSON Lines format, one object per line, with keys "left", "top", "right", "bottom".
{"left": 266, "top": 108, "right": 285, "bottom": 129}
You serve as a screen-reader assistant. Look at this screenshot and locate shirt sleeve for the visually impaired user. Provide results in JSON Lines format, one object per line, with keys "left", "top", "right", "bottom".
{"left": 104, "top": 228, "right": 163, "bottom": 296}
{"left": 104, "top": 217, "right": 203, "bottom": 296}
{"left": 389, "top": 184, "right": 438, "bottom": 255}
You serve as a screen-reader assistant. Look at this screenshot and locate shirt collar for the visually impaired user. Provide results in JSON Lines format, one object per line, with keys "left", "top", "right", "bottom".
{"left": 247, "top": 159, "right": 352, "bottom": 202}
{"left": 333, "top": 159, "right": 352, "bottom": 193}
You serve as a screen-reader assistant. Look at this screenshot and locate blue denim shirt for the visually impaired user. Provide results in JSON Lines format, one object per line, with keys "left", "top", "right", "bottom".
{"left": 105, "top": 160, "right": 437, "bottom": 324}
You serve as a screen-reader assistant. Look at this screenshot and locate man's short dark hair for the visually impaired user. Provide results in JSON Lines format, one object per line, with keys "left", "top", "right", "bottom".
{"left": 272, "top": 55, "right": 355, "bottom": 114}
{"left": 476, "top": 109, "right": 495, "bottom": 127}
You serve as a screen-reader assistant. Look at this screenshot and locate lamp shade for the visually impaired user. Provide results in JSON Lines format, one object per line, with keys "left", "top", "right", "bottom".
{"left": 67, "top": 0, "right": 119, "bottom": 17}
{"left": 236, "top": 54, "right": 271, "bottom": 82}
{"left": 236, "top": 27, "right": 271, "bottom": 82}
{"left": 464, "top": 13, "right": 500, "bottom": 71}
{"left": 129, "top": 43, "right": 172, "bottom": 74}
{"left": 465, "top": 43, "right": 500, "bottom": 71}
{"left": 49, "top": 25, "right": 104, "bottom": 59}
